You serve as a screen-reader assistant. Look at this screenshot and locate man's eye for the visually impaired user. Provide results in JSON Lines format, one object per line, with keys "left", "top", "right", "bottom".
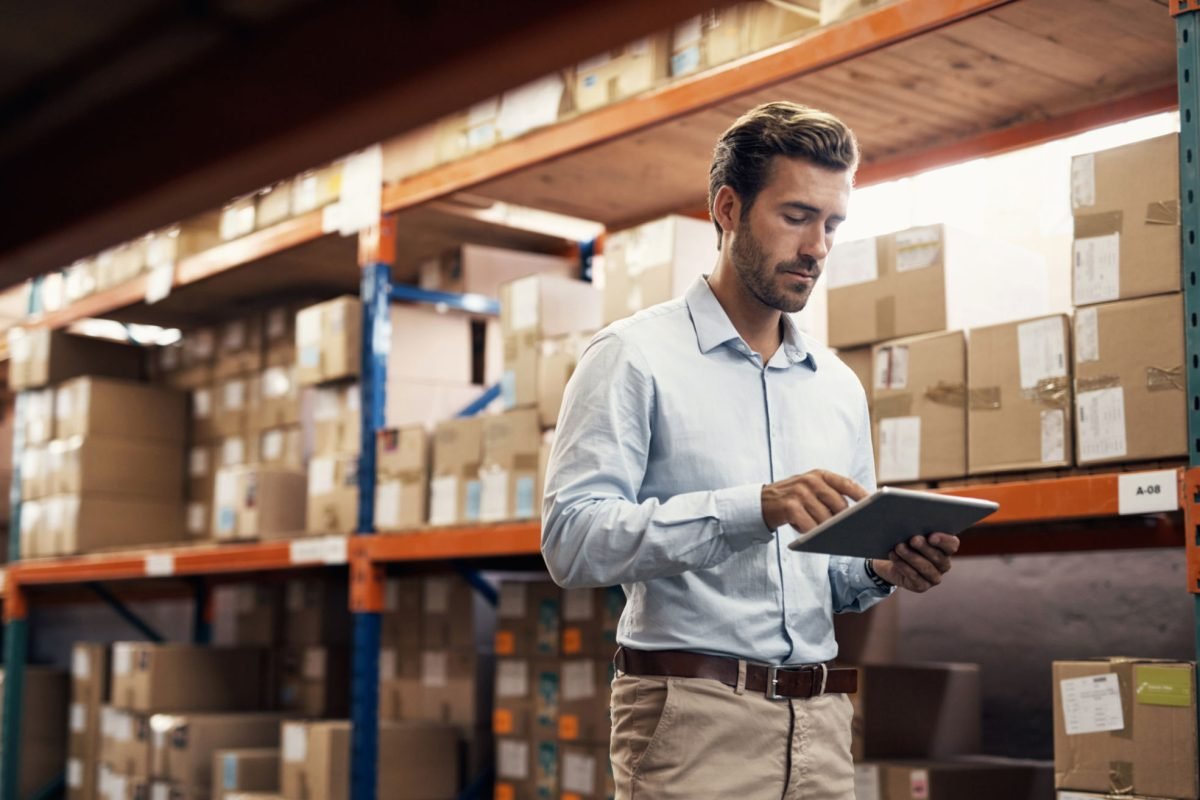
{"left": 784, "top": 216, "right": 805, "bottom": 225}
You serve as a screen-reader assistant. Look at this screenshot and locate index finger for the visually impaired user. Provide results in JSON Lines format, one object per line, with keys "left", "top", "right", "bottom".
{"left": 820, "top": 471, "right": 868, "bottom": 502}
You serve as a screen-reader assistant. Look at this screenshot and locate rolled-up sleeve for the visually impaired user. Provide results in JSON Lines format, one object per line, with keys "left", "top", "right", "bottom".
{"left": 828, "top": 391, "right": 894, "bottom": 612}
{"left": 541, "top": 333, "right": 772, "bottom": 589}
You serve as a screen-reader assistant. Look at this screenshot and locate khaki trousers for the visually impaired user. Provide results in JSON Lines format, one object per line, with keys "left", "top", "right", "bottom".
{"left": 609, "top": 673, "right": 855, "bottom": 800}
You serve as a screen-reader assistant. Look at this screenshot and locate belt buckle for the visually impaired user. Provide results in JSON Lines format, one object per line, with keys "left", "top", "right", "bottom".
{"left": 765, "top": 663, "right": 829, "bottom": 700}
{"left": 765, "top": 666, "right": 785, "bottom": 701}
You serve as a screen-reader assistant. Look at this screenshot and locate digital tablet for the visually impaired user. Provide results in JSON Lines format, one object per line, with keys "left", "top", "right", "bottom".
{"left": 785, "top": 487, "right": 999, "bottom": 559}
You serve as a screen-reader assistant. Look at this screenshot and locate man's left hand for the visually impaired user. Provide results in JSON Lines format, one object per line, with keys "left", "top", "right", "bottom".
{"left": 871, "top": 533, "right": 959, "bottom": 593}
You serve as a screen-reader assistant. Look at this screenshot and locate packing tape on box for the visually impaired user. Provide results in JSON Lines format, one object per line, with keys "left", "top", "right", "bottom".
{"left": 1074, "top": 210, "right": 1122, "bottom": 238}
{"left": 968, "top": 386, "right": 1001, "bottom": 411}
{"left": 924, "top": 381, "right": 967, "bottom": 408}
{"left": 1147, "top": 364, "right": 1184, "bottom": 392}
{"left": 1145, "top": 199, "right": 1180, "bottom": 226}
{"left": 1108, "top": 761, "right": 1134, "bottom": 795}
{"left": 1076, "top": 374, "right": 1122, "bottom": 393}
{"left": 1021, "top": 376, "right": 1071, "bottom": 408}
{"left": 874, "top": 296, "right": 896, "bottom": 341}
{"left": 384, "top": 468, "right": 426, "bottom": 484}
{"left": 872, "top": 394, "right": 912, "bottom": 419}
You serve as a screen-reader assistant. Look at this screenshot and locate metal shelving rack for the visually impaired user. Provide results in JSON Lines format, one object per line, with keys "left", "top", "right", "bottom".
{"left": 0, "top": 1, "right": 1192, "bottom": 799}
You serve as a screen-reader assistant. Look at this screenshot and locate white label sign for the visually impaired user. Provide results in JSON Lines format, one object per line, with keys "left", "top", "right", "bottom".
{"left": 561, "top": 752, "right": 596, "bottom": 794}
{"left": 1074, "top": 307, "right": 1100, "bottom": 364}
{"left": 282, "top": 725, "right": 308, "bottom": 762}
{"left": 825, "top": 238, "right": 878, "bottom": 289}
{"left": 379, "top": 649, "right": 397, "bottom": 680}
{"left": 497, "top": 660, "right": 529, "bottom": 698}
{"left": 70, "top": 703, "right": 86, "bottom": 733}
{"left": 878, "top": 416, "right": 921, "bottom": 483}
{"left": 1017, "top": 317, "right": 1067, "bottom": 390}
{"left": 145, "top": 262, "right": 176, "bottom": 305}
{"left": 113, "top": 644, "right": 134, "bottom": 676}
{"left": 874, "top": 345, "right": 909, "bottom": 391}
{"left": 1118, "top": 469, "right": 1178, "bottom": 515}
{"left": 1041, "top": 409, "right": 1065, "bottom": 464}
{"left": 497, "top": 739, "right": 529, "bottom": 781}
{"left": 1073, "top": 233, "right": 1120, "bottom": 306}
{"left": 563, "top": 588, "right": 595, "bottom": 622}
{"left": 509, "top": 277, "right": 541, "bottom": 332}
{"left": 479, "top": 469, "right": 510, "bottom": 523}
{"left": 428, "top": 476, "right": 459, "bottom": 526}
{"left": 289, "top": 536, "right": 348, "bottom": 565}
{"left": 562, "top": 660, "right": 596, "bottom": 701}
{"left": 144, "top": 554, "right": 175, "bottom": 577}
{"left": 303, "top": 648, "right": 327, "bottom": 680}
{"left": 853, "top": 765, "right": 882, "bottom": 800}
{"left": 1061, "top": 672, "right": 1125, "bottom": 735}
{"left": 72, "top": 649, "right": 91, "bottom": 680}
{"left": 498, "top": 583, "right": 526, "bottom": 619}
{"left": 1071, "top": 153, "right": 1096, "bottom": 209}
{"left": 422, "top": 652, "right": 448, "bottom": 688}
{"left": 1077, "top": 387, "right": 1127, "bottom": 463}
{"left": 68, "top": 759, "right": 82, "bottom": 790}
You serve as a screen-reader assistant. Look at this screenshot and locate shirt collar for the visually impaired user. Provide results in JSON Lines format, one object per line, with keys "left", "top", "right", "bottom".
{"left": 684, "top": 277, "right": 817, "bottom": 370}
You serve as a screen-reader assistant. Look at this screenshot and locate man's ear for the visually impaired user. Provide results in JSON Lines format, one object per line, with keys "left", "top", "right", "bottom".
{"left": 712, "top": 185, "right": 742, "bottom": 240}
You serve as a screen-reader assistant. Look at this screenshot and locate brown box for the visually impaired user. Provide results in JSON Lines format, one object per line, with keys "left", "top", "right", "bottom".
{"left": 387, "top": 304, "right": 475, "bottom": 385}
{"left": 312, "top": 385, "right": 359, "bottom": 457}
{"left": 213, "top": 466, "right": 307, "bottom": 541}
{"left": 256, "top": 182, "right": 293, "bottom": 229}
{"left": 217, "top": 316, "right": 265, "bottom": 379}
{"left": 296, "top": 297, "right": 361, "bottom": 386}
{"left": 826, "top": 225, "right": 1048, "bottom": 349}
{"left": 214, "top": 376, "right": 253, "bottom": 437}
{"left": 154, "top": 714, "right": 288, "bottom": 792}
{"left": 383, "top": 379, "right": 487, "bottom": 432}
{"left": 55, "top": 377, "right": 187, "bottom": 445}
{"left": 558, "top": 744, "right": 613, "bottom": 800}
{"left": 48, "top": 436, "right": 184, "bottom": 499}
{"left": 535, "top": 332, "right": 593, "bottom": 429}
{"left": 258, "top": 426, "right": 303, "bottom": 470}
{"left": 429, "top": 417, "right": 484, "bottom": 526}
{"left": 8, "top": 329, "right": 143, "bottom": 391}
{"left": 495, "top": 737, "right": 558, "bottom": 800}
{"left": 291, "top": 163, "right": 342, "bottom": 215}
{"left": 99, "top": 707, "right": 152, "bottom": 776}
{"left": 20, "top": 442, "right": 50, "bottom": 499}
{"left": 1073, "top": 294, "right": 1186, "bottom": 464}
{"left": 420, "top": 575, "right": 477, "bottom": 650}
{"left": 284, "top": 578, "right": 352, "bottom": 647}
{"left": 1053, "top": 659, "right": 1197, "bottom": 799}
{"left": 572, "top": 33, "right": 670, "bottom": 112}
{"left": 70, "top": 643, "right": 109, "bottom": 760}
{"left": 495, "top": 581, "right": 562, "bottom": 658}
{"left": 188, "top": 443, "right": 217, "bottom": 505}
{"left": 264, "top": 307, "right": 299, "bottom": 368}
{"left": 419, "top": 244, "right": 573, "bottom": 301}
{"left": 191, "top": 385, "right": 219, "bottom": 443}
{"left": 52, "top": 494, "right": 187, "bottom": 556}
{"left": 232, "top": 584, "right": 284, "bottom": 648}
{"left": 23, "top": 387, "right": 55, "bottom": 445}
{"left": 1072, "top": 133, "right": 1179, "bottom": 306}
{"left": 378, "top": 677, "right": 423, "bottom": 722}
{"left": 2, "top": 667, "right": 68, "bottom": 797}
{"left": 601, "top": 215, "right": 718, "bottom": 325}
{"left": 281, "top": 720, "right": 459, "bottom": 800}
{"left": 213, "top": 748, "right": 279, "bottom": 800}
{"left": 480, "top": 409, "right": 541, "bottom": 523}
{"left": 109, "top": 644, "right": 267, "bottom": 713}
{"left": 852, "top": 663, "right": 981, "bottom": 760}
{"left": 855, "top": 758, "right": 1054, "bottom": 800}
{"left": 557, "top": 658, "right": 612, "bottom": 745}
{"left": 375, "top": 427, "right": 428, "bottom": 530}
{"left": 257, "top": 367, "right": 301, "bottom": 430}
{"left": 305, "top": 456, "right": 358, "bottom": 535}
{"left": 418, "top": 650, "right": 492, "bottom": 728}
{"left": 219, "top": 434, "right": 259, "bottom": 470}
{"left": 833, "top": 599, "right": 899, "bottom": 665}
{"left": 499, "top": 275, "right": 601, "bottom": 411}
{"left": 872, "top": 331, "right": 966, "bottom": 483}
{"left": 66, "top": 755, "right": 100, "bottom": 800}
{"left": 273, "top": 646, "right": 350, "bottom": 718}
{"left": 560, "top": 587, "right": 623, "bottom": 659}
{"left": 967, "top": 315, "right": 1073, "bottom": 474}
{"left": 380, "top": 577, "right": 424, "bottom": 652}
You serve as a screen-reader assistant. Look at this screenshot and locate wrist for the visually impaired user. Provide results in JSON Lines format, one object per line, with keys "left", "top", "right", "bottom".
{"left": 864, "top": 558, "right": 895, "bottom": 591}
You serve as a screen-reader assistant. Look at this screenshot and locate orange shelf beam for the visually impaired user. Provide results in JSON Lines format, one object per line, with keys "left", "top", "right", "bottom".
{"left": 380, "top": 0, "right": 1016, "bottom": 215}
{"left": 363, "top": 523, "right": 542, "bottom": 563}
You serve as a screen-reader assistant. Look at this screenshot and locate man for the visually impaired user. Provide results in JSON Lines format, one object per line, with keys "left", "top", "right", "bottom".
{"left": 541, "top": 102, "right": 959, "bottom": 799}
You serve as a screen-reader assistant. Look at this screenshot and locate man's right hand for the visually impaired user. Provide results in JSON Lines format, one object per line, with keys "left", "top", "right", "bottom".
{"left": 761, "top": 470, "right": 868, "bottom": 533}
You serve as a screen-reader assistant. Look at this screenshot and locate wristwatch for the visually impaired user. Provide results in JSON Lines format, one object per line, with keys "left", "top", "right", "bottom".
{"left": 863, "top": 558, "right": 895, "bottom": 592}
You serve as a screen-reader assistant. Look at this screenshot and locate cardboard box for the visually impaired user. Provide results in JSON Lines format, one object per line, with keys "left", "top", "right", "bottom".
{"left": 380, "top": 578, "right": 423, "bottom": 651}
{"left": 258, "top": 426, "right": 303, "bottom": 470}
{"left": 480, "top": 410, "right": 541, "bottom": 523}
{"left": 154, "top": 714, "right": 288, "bottom": 792}
{"left": 499, "top": 275, "right": 600, "bottom": 410}
{"left": 219, "top": 435, "right": 258, "bottom": 470}
{"left": 1053, "top": 659, "right": 1197, "bottom": 799}
{"left": 257, "top": 367, "right": 301, "bottom": 430}
{"left": 418, "top": 650, "right": 493, "bottom": 728}
{"left": 601, "top": 215, "right": 719, "bottom": 325}
{"left": 19, "top": 498, "right": 45, "bottom": 558}
{"left": 52, "top": 494, "right": 187, "bottom": 556}
{"left": 419, "top": 576, "right": 478, "bottom": 651}
{"left": 493, "top": 659, "right": 560, "bottom": 740}
{"left": 220, "top": 196, "right": 257, "bottom": 241}
{"left": 280, "top": 720, "right": 459, "bottom": 800}
{"left": 109, "top": 644, "right": 267, "bottom": 713}
{"left": 388, "top": 304, "right": 475, "bottom": 385}
{"left": 274, "top": 647, "right": 349, "bottom": 718}
{"left": 291, "top": 163, "right": 342, "bottom": 216}
{"left": 838, "top": 346, "right": 874, "bottom": 407}
{"left": 429, "top": 417, "right": 484, "bottom": 526}
{"left": 7, "top": 329, "right": 143, "bottom": 391}
{"left": 1072, "top": 133, "right": 1179, "bottom": 306}
{"left": 263, "top": 307, "right": 299, "bottom": 369}
{"left": 745, "top": 1, "right": 819, "bottom": 50}
{"left": 24, "top": 387, "right": 55, "bottom": 445}
{"left": 295, "top": 297, "right": 361, "bottom": 386}
{"left": 670, "top": 9, "right": 743, "bottom": 77}
{"left": 854, "top": 758, "right": 1054, "bottom": 800}
{"left": 826, "top": 224, "right": 1048, "bottom": 349}
{"left": 560, "top": 587, "right": 624, "bottom": 659}
{"left": 535, "top": 332, "right": 592, "bottom": 429}
{"left": 833, "top": 599, "right": 899, "bottom": 665}
{"left": 99, "top": 707, "right": 152, "bottom": 776}
{"left": 852, "top": 663, "right": 981, "bottom": 760}
{"left": 497, "top": 72, "right": 573, "bottom": 142}
{"left": 558, "top": 744, "right": 613, "bottom": 800}
{"left": 375, "top": 427, "right": 428, "bottom": 530}
{"left": 871, "top": 331, "right": 966, "bottom": 482}
{"left": 573, "top": 35, "right": 670, "bottom": 113}
{"left": 213, "top": 749, "right": 279, "bottom": 800}
{"left": 255, "top": 182, "right": 292, "bottom": 229}
{"left": 214, "top": 466, "right": 307, "bottom": 541}
{"left": 968, "top": 314, "right": 1073, "bottom": 474}
{"left": 66, "top": 754, "right": 100, "bottom": 800}
{"left": 214, "top": 376, "right": 253, "bottom": 437}
{"left": 175, "top": 327, "right": 218, "bottom": 389}
{"left": 217, "top": 317, "right": 264, "bottom": 379}
{"left": 377, "top": 677, "right": 423, "bottom": 722}
{"left": 70, "top": 643, "right": 110, "bottom": 748}
{"left": 305, "top": 456, "right": 358, "bottom": 535}
{"left": 1073, "top": 293, "right": 1186, "bottom": 464}
{"left": 495, "top": 581, "right": 562, "bottom": 658}
{"left": 56, "top": 377, "right": 187, "bottom": 445}
{"left": 188, "top": 443, "right": 216, "bottom": 507}
{"left": 284, "top": 578, "right": 352, "bottom": 647}
{"left": 190, "top": 386, "right": 218, "bottom": 443}
{"left": 20, "top": 442, "right": 50, "bottom": 499}
{"left": 419, "top": 244, "right": 573, "bottom": 301}
{"left": 557, "top": 659, "right": 613, "bottom": 745}
{"left": 48, "top": 436, "right": 184, "bottom": 499}
{"left": 232, "top": 585, "right": 284, "bottom": 648}
{"left": 383, "top": 379, "right": 486, "bottom": 432}
{"left": 0, "top": 667, "right": 68, "bottom": 797}
{"left": 495, "top": 737, "right": 558, "bottom": 800}
{"left": 312, "top": 385, "right": 359, "bottom": 457}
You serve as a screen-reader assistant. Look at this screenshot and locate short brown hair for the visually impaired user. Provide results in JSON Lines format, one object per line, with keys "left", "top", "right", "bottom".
{"left": 708, "top": 102, "right": 859, "bottom": 245}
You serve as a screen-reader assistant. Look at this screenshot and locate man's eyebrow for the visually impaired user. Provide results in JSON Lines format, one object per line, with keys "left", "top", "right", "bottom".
{"left": 781, "top": 201, "right": 845, "bottom": 223}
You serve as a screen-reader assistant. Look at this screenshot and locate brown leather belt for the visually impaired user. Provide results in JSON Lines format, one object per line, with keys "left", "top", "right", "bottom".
{"left": 616, "top": 647, "right": 857, "bottom": 700}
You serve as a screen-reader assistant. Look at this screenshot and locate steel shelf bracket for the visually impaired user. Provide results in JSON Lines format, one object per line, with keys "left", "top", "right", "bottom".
{"left": 85, "top": 583, "right": 166, "bottom": 642}
{"left": 0, "top": 617, "right": 27, "bottom": 800}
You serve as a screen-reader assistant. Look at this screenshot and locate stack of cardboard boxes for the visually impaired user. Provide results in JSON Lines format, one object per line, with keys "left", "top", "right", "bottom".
{"left": 6, "top": 665, "right": 69, "bottom": 799}
{"left": 831, "top": 133, "right": 1184, "bottom": 484}
{"left": 69, "top": 644, "right": 109, "bottom": 800}
{"left": 669, "top": 3, "right": 819, "bottom": 79}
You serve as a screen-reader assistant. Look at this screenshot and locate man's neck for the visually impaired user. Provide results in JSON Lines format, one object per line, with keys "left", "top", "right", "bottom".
{"left": 706, "top": 264, "right": 784, "bottom": 361}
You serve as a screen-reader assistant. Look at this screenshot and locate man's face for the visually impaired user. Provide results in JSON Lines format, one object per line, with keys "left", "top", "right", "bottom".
{"left": 729, "top": 156, "right": 852, "bottom": 314}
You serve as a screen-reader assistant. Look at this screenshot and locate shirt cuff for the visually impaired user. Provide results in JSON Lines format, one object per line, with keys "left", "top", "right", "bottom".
{"left": 717, "top": 483, "right": 774, "bottom": 548}
{"left": 857, "top": 558, "right": 897, "bottom": 596}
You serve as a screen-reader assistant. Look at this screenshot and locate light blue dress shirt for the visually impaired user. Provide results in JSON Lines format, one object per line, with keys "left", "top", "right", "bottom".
{"left": 541, "top": 277, "right": 892, "bottom": 666}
